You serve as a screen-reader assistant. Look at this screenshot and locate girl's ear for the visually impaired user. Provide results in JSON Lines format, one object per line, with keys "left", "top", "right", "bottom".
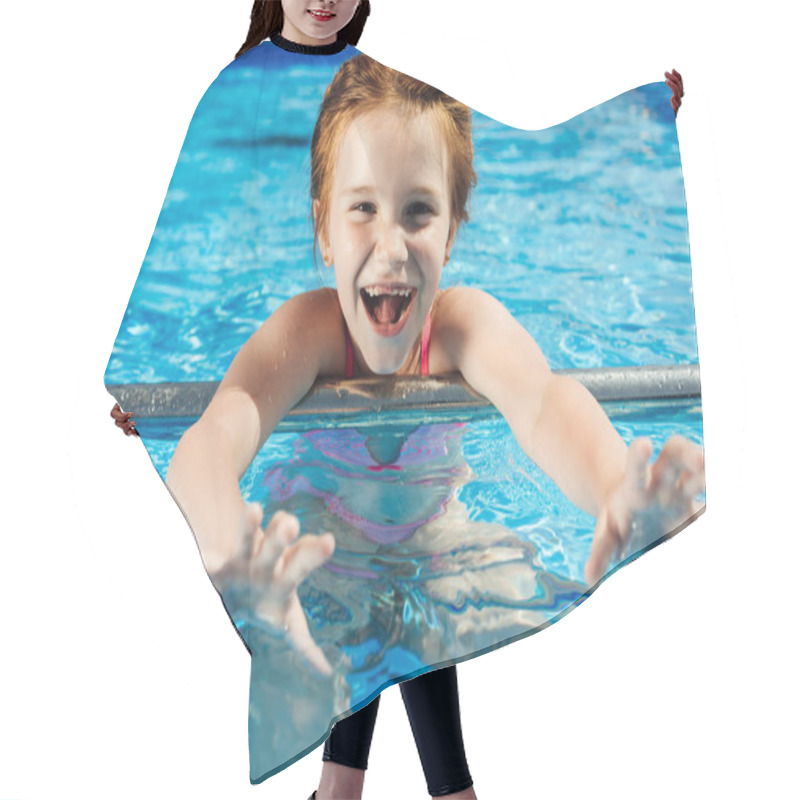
{"left": 313, "top": 199, "right": 333, "bottom": 267}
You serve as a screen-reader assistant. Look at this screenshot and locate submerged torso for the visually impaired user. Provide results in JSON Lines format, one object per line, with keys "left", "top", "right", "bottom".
{"left": 263, "top": 296, "right": 469, "bottom": 544}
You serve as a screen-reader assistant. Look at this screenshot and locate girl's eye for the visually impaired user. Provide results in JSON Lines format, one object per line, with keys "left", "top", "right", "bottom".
{"left": 408, "top": 202, "right": 433, "bottom": 217}
{"left": 354, "top": 202, "right": 376, "bottom": 214}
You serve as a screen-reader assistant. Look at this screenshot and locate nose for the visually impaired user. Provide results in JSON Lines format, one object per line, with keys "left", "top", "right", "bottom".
{"left": 374, "top": 218, "right": 408, "bottom": 273}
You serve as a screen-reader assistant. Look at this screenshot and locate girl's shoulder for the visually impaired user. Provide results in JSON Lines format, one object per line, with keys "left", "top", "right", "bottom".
{"left": 429, "top": 286, "right": 498, "bottom": 373}
{"left": 272, "top": 287, "right": 342, "bottom": 326}
{"left": 220, "top": 288, "right": 343, "bottom": 395}
{"left": 282, "top": 286, "right": 341, "bottom": 318}
{"left": 249, "top": 287, "right": 345, "bottom": 368}
{"left": 433, "top": 286, "right": 497, "bottom": 331}
{"left": 281, "top": 287, "right": 347, "bottom": 375}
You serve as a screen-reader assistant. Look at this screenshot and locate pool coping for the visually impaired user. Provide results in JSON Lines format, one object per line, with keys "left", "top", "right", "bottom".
{"left": 107, "top": 363, "right": 701, "bottom": 420}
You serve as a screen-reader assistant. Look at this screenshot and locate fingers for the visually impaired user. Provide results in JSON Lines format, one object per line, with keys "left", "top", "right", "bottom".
{"left": 111, "top": 403, "right": 138, "bottom": 436}
{"left": 253, "top": 510, "right": 300, "bottom": 574}
{"left": 584, "top": 435, "right": 703, "bottom": 587}
{"left": 584, "top": 438, "right": 651, "bottom": 585}
{"left": 618, "top": 436, "right": 653, "bottom": 516}
{"left": 284, "top": 598, "right": 333, "bottom": 675}
{"left": 276, "top": 532, "right": 335, "bottom": 593}
{"left": 650, "top": 436, "right": 704, "bottom": 506}
{"left": 649, "top": 436, "right": 685, "bottom": 501}
{"left": 664, "top": 69, "right": 684, "bottom": 95}
{"left": 227, "top": 507, "right": 334, "bottom": 674}
{"left": 665, "top": 69, "right": 684, "bottom": 115}
{"left": 236, "top": 507, "right": 335, "bottom": 592}
{"left": 240, "top": 509, "right": 334, "bottom": 584}
{"left": 253, "top": 518, "right": 335, "bottom": 674}
{"left": 111, "top": 402, "right": 131, "bottom": 423}
{"left": 678, "top": 468, "right": 706, "bottom": 498}
{"left": 675, "top": 437, "right": 704, "bottom": 481}
{"left": 585, "top": 508, "right": 617, "bottom": 587}
{"left": 635, "top": 435, "right": 704, "bottom": 541}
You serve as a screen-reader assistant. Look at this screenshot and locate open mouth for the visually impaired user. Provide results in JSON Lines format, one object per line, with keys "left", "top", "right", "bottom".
{"left": 360, "top": 285, "right": 417, "bottom": 336}
{"left": 308, "top": 9, "right": 335, "bottom": 21}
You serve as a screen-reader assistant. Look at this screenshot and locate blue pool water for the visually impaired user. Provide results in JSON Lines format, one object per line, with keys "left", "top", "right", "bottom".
{"left": 105, "top": 53, "right": 695, "bottom": 384}
{"left": 137, "top": 398, "right": 702, "bottom": 694}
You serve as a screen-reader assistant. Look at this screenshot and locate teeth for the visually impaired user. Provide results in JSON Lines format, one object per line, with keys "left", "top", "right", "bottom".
{"left": 363, "top": 286, "right": 413, "bottom": 298}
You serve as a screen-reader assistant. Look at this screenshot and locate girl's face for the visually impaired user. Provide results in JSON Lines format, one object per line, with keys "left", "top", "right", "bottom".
{"left": 315, "top": 108, "right": 456, "bottom": 375}
{"left": 281, "top": 0, "right": 361, "bottom": 45}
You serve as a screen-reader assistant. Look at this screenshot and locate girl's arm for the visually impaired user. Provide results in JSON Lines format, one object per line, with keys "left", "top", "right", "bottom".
{"left": 165, "top": 289, "right": 340, "bottom": 671}
{"left": 166, "top": 289, "right": 338, "bottom": 573}
{"left": 442, "top": 288, "right": 703, "bottom": 584}
{"left": 442, "top": 287, "right": 627, "bottom": 516}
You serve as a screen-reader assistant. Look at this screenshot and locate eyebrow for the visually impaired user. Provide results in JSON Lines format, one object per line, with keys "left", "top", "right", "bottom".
{"left": 341, "top": 185, "right": 440, "bottom": 197}
{"left": 341, "top": 186, "right": 374, "bottom": 197}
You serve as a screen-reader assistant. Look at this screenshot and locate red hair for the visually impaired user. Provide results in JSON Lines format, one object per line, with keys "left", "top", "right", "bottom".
{"left": 310, "top": 54, "right": 477, "bottom": 261}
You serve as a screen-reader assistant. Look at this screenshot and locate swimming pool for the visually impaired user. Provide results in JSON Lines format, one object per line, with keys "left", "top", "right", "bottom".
{"left": 105, "top": 54, "right": 696, "bottom": 385}
{"left": 131, "top": 395, "right": 702, "bottom": 777}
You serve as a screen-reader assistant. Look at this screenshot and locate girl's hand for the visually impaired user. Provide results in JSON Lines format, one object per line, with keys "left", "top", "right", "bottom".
{"left": 665, "top": 69, "right": 684, "bottom": 115}
{"left": 585, "top": 436, "right": 704, "bottom": 586}
{"left": 110, "top": 402, "right": 138, "bottom": 436}
{"left": 211, "top": 504, "right": 336, "bottom": 675}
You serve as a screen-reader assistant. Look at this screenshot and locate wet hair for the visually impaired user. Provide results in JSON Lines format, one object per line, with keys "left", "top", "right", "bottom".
{"left": 310, "top": 54, "right": 477, "bottom": 264}
{"left": 236, "top": 0, "right": 371, "bottom": 59}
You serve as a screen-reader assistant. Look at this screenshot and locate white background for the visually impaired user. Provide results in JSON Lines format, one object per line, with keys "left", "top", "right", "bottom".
{"left": 1, "top": 1, "right": 797, "bottom": 798}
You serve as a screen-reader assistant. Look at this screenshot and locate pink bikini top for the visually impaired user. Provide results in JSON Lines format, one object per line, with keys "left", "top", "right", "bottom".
{"left": 263, "top": 312, "right": 464, "bottom": 547}
{"left": 344, "top": 314, "right": 432, "bottom": 378}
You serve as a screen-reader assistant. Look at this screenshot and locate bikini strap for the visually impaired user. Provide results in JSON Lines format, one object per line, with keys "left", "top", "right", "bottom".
{"left": 344, "top": 323, "right": 354, "bottom": 378}
{"left": 420, "top": 312, "right": 431, "bottom": 376}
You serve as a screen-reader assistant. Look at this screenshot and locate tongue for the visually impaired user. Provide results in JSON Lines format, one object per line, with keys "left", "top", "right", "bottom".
{"left": 374, "top": 295, "right": 403, "bottom": 324}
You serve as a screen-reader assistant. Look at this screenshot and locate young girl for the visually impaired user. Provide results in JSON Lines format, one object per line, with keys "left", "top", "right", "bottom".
{"left": 164, "top": 52, "right": 701, "bottom": 630}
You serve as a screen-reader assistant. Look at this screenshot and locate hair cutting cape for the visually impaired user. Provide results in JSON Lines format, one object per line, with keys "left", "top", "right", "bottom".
{"left": 105, "top": 37, "right": 703, "bottom": 782}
